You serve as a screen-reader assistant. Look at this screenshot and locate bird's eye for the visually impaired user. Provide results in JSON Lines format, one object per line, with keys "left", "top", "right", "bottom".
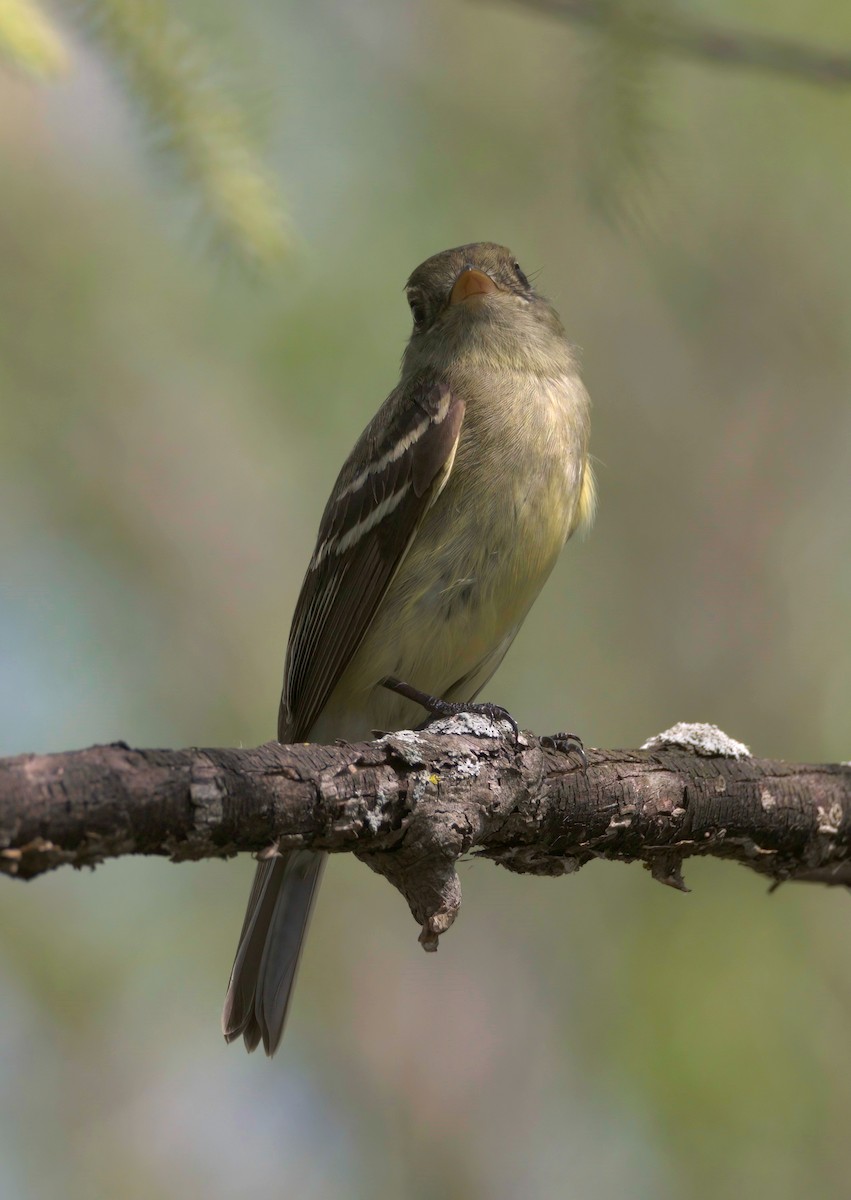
{"left": 409, "top": 297, "right": 427, "bottom": 329}
{"left": 513, "top": 261, "right": 530, "bottom": 290}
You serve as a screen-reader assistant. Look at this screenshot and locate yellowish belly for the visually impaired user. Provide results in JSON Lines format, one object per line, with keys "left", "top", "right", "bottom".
{"left": 311, "top": 433, "right": 581, "bottom": 742}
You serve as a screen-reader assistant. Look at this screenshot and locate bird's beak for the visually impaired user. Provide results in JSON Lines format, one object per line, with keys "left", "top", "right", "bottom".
{"left": 449, "top": 267, "right": 499, "bottom": 307}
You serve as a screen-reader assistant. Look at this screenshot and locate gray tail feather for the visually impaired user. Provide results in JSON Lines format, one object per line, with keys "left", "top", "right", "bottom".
{"left": 222, "top": 849, "right": 327, "bottom": 1056}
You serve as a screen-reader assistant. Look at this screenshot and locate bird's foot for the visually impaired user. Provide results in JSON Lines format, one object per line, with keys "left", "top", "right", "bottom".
{"left": 381, "top": 676, "right": 520, "bottom": 743}
{"left": 540, "top": 732, "right": 587, "bottom": 771}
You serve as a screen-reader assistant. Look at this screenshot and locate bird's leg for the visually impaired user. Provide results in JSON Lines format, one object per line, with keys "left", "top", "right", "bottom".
{"left": 381, "top": 675, "right": 520, "bottom": 742}
{"left": 540, "top": 732, "right": 587, "bottom": 771}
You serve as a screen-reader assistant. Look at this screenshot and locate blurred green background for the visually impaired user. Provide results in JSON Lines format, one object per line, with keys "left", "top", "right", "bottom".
{"left": 2, "top": 2, "right": 851, "bottom": 1197}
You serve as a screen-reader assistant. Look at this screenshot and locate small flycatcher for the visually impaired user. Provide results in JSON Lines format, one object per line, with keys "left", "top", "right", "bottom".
{"left": 223, "top": 242, "right": 595, "bottom": 1055}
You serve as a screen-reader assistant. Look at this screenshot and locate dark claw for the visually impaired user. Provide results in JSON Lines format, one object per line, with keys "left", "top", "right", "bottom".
{"left": 541, "top": 732, "right": 587, "bottom": 772}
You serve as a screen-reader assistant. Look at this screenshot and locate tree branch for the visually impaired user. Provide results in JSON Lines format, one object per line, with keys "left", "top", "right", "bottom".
{"left": 2, "top": 718, "right": 849, "bottom": 948}
{"left": 492, "top": 0, "right": 851, "bottom": 88}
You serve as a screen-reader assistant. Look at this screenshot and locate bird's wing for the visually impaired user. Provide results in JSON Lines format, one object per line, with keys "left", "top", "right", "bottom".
{"left": 280, "top": 374, "right": 465, "bottom": 741}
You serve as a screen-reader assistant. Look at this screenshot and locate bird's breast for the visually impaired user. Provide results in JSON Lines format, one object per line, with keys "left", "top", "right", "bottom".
{"left": 318, "top": 368, "right": 590, "bottom": 738}
{"left": 405, "top": 369, "right": 587, "bottom": 628}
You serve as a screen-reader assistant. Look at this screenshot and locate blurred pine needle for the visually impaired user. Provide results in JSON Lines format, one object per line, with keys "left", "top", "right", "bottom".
{"left": 577, "top": 0, "right": 667, "bottom": 235}
{"left": 68, "top": 0, "right": 289, "bottom": 267}
{"left": 0, "top": 0, "right": 70, "bottom": 78}
{"left": 0, "top": 0, "right": 290, "bottom": 267}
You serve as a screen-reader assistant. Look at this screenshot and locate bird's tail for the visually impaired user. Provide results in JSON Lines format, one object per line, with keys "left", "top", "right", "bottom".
{"left": 222, "top": 849, "right": 327, "bottom": 1055}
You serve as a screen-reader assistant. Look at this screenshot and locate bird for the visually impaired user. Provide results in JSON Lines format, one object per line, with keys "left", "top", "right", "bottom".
{"left": 222, "top": 242, "right": 595, "bottom": 1055}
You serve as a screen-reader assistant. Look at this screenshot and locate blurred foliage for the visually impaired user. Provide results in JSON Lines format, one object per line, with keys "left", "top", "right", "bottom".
{"left": 576, "top": 5, "right": 662, "bottom": 228}
{"left": 65, "top": 0, "right": 289, "bottom": 264}
{"left": 0, "top": 0, "right": 69, "bottom": 78}
{"left": 2, "top": 1, "right": 851, "bottom": 1198}
{"left": 0, "top": 0, "right": 289, "bottom": 263}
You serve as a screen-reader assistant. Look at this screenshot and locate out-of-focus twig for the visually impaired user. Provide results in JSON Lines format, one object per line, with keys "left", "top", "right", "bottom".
{"left": 490, "top": 0, "right": 851, "bottom": 87}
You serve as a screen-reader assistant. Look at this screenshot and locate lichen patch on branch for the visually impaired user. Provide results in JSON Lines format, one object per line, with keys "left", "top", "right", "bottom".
{"left": 642, "top": 722, "right": 751, "bottom": 759}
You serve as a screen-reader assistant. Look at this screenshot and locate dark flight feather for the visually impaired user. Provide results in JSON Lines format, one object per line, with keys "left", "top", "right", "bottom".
{"left": 280, "top": 375, "right": 465, "bottom": 741}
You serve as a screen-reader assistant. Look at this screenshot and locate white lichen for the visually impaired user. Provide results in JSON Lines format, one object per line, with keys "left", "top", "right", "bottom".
{"left": 454, "top": 756, "right": 482, "bottom": 778}
{"left": 420, "top": 712, "right": 506, "bottom": 740}
{"left": 189, "top": 778, "right": 224, "bottom": 826}
{"left": 760, "top": 789, "right": 777, "bottom": 811}
{"left": 363, "top": 808, "right": 383, "bottom": 833}
{"left": 642, "top": 722, "right": 751, "bottom": 759}
{"left": 817, "top": 803, "right": 843, "bottom": 837}
{"left": 386, "top": 729, "right": 425, "bottom": 745}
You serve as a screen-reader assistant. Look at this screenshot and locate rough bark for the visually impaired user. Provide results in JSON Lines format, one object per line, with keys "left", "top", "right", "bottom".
{"left": 1, "top": 716, "right": 849, "bottom": 947}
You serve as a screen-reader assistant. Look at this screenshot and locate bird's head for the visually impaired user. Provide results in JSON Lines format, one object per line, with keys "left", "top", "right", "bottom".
{"left": 401, "top": 242, "right": 568, "bottom": 376}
